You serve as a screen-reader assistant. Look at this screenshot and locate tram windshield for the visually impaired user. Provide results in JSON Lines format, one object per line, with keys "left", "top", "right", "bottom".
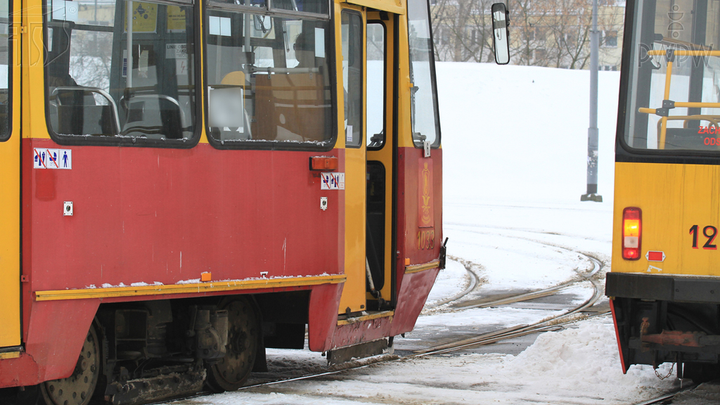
{"left": 623, "top": 0, "right": 720, "bottom": 151}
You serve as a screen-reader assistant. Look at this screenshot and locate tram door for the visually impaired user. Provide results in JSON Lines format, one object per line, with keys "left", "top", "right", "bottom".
{"left": 338, "top": 8, "right": 396, "bottom": 315}
{"left": 0, "top": 0, "right": 20, "bottom": 351}
{"left": 365, "top": 12, "right": 395, "bottom": 310}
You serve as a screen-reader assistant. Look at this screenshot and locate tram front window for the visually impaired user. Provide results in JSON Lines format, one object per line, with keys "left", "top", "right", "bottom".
{"left": 205, "top": 0, "right": 333, "bottom": 146}
{"left": 45, "top": 0, "right": 196, "bottom": 143}
{"left": 623, "top": 0, "right": 720, "bottom": 151}
{"left": 408, "top": 0, "right": 440, "bottom": 148}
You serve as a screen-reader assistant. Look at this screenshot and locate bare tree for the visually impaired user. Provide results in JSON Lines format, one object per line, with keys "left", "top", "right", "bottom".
{"left": 431, "top": 0, "right": 624, "bottom": 69}
{"left": 431, "top": 0, "right": 495, "bottom": 62}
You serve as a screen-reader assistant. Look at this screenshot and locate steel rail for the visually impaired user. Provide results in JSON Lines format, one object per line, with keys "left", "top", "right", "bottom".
{"left": 156, "top": 233, "right": 610, "bottom": 404}
{"left": 413, "top": 253, "right": 606, "bottom": 356}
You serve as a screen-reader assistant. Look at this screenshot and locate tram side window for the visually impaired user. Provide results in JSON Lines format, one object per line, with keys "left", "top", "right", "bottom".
{"left": 45, "top": 0, "right": 196, "bottom": 143}
{"left": 408, "top": 0, "right": 440, "bottom": 148}
{"left": 367, "top": 23, "right": 385, "bottom": 149}
{"left": 342, "top": 11, "right": 362, "bottom": 148}
{"left": 205, "top": 0, "right": 333, "bottom": 147}
{"left": 624, "top": 0, "right": 720, "bottom": 152}
{"left": 0, "top": 0, "right": 10, "bottom": 141}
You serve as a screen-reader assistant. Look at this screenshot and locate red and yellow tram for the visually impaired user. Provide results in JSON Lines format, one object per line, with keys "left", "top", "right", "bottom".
{"left": 0, "top": 0, "right": 446, "bottom": 401}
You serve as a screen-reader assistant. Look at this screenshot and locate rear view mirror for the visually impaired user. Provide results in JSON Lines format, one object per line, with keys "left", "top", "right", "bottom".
{"left": 491, "top": 3, "right": 510, "bottom": 65}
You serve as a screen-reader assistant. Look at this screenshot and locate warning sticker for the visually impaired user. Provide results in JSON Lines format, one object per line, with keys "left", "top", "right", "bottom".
{"left": 320, "top": 173, "right": 344, "bottom": 190}
{"left": 33, "top": 148, "right": 72, "bottom": 170}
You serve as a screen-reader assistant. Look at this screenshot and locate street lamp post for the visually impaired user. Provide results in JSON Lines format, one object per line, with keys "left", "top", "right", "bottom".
{"left": 581, "top": 0, "right": 603, "bottom": 202}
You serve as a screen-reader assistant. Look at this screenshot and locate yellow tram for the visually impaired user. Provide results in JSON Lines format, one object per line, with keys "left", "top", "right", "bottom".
{"left": 607, "top": 0, "right": 720, "bottom": 381}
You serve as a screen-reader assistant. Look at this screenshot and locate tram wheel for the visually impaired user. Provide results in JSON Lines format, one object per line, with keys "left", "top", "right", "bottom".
{"left": 40, "top": 326, "right": 100, "bottom": 405}
{"left": 205, "top": 298, "right": 259, "bottom": 392}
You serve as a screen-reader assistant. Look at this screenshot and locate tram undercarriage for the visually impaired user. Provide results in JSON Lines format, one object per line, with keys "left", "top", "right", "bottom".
{"left": 40, "top": 296, "right": 265, "bottom": 404}
{"left": 608, "top": 273, "right": 720, "bottom": 381}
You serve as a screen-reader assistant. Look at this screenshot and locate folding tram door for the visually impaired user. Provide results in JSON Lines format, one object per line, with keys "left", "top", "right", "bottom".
{"left": 336, "top": 5, "right": 396, "bottom": 316}
{"left": 0, "top": 0, "right": 20, "bottom": 355}
{"left": 365, "top": 10, "right": 395, "bottom": 310}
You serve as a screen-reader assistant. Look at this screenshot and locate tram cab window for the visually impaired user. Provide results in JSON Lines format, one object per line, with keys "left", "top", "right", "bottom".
{"left": 205, "top": 0, "right": 333, "bottom": 147}
{"left": 623, "top": 0, "right": 720, "bottom": 152}
{"left": 44, "top": 0, "right": 197, "bottom": 144}
{"left": 408, "top": 0, "right": 441, "bottom": 148}
{"left": 0, "top": 0, "right": 10, "bottom": 141}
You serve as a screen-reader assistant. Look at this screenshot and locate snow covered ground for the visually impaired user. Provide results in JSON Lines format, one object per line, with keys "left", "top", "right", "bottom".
{"left": 169, "top": 63, "right": 683, "bottom": 404}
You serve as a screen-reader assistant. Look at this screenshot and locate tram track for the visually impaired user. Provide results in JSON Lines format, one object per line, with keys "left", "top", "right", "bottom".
{"left": 427, "top": 225, "right": 607, "bottom": 315}
{"left": 633, "top": 383, "right": 699, "bottom": 405}
{"left": 414, "top": 251, "right": 607, "bottom": 356}
{"left": 161, "top": 232, "right": 611, "bottom": 404}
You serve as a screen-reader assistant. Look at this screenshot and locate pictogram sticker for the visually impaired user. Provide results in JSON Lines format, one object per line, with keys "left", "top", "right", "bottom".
{"left": 320, "top": 172, "right": 344, "bottom": 190}
{"left": 33, "top": 148, "right": 72, "bottom": 170}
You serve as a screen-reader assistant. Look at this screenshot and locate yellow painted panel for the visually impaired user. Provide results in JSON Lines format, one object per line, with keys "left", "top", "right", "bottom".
{"left": 612, "top": 162, "right": 720, "bottom": 277}
{"left": 337, "top": 310, "right": 393, "bottom": 326}
{"left": 342, "top": 0, "right": 405, "bottom": 14}
{"left": 35, "top": 274, "right": 346, "bottom": 301}
{"left": 336, "top": 5, "right": 367, "bottom": 314}
{"left": 0, "top": 351, "right": 21, "bottom": 360}
{"left": 24, "top": 6, "right": 50, "bottom": 139}
{"left": 339, "top": 146, "right": 367, "bottom": 313}
{"left": 0, "top": 133, "right": 20, "bottom": 347}
{"left": 395, "top": 15, "right": 413, "bottom": 149}
{"left": 405, "top": 260, "right": 439, "bottom": 274}
{"left": 0, "top": 0, "right": 21, "bottom": 348}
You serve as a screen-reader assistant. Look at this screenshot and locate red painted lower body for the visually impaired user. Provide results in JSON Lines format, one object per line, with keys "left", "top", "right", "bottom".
{"left": 325, "top": 268, "right": 440, "bottom": 350}
{"left": 2, "top": 140, "right": 442, "bottom": 388}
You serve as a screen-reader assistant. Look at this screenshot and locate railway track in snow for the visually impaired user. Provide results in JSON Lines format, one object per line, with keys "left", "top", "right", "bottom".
{"left": 414, "top": 247, "right": 607, "bottom": 355}
{"left": 160, "top": 233, "right": 610, "bottom": 404}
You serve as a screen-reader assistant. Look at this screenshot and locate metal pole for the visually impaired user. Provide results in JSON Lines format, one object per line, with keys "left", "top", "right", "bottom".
{"left": 127, "top": 0, "right": 133, "bottom": 88}
{"left": 581, "top": 0, "right": 602, "bottom": 202}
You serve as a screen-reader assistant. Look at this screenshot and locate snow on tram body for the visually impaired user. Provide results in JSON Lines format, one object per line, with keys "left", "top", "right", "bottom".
{"left": 607, "top": 0, "right": 720, "bottom": 381}
{"left": 0, "top": 0, "right": 448, "bottom": 401}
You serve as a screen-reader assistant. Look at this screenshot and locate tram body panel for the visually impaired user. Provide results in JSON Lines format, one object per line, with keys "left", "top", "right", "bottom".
{"left": 22, "top": 141, "right": 342, "bottom": 292}
{"left": 398, "top": 147, "right": 443, "bottom": 265}
{"left": 328, "top": 262, "right": 440, "bottom": 350}
{"left": 340, "top": 140, "right": 367, "bottom": 314}
{"left": 612, "top": 162, "right": 720, "bottom": 278}
{"left": 0, "top": 300, "right": 99, "bottom": 386}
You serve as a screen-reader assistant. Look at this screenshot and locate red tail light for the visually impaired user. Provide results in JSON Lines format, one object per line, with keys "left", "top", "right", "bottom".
{"left": 622, "top": 207, "right": 642, "bottom": 260}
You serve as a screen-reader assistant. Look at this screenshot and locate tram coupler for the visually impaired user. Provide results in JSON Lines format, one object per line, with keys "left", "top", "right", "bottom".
{"left": 439, "top": 237, "right": 449, "bottom": 270}
{"left": 642, "top": 330, "right": 720, "bottom": 349}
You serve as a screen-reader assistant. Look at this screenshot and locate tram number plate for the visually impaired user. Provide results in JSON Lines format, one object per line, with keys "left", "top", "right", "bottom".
{"left": 417, "top": 229, "right": 435, "bottom": 250}
{"left": 689, "top": 225, "right": 718, "bottom": 250}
